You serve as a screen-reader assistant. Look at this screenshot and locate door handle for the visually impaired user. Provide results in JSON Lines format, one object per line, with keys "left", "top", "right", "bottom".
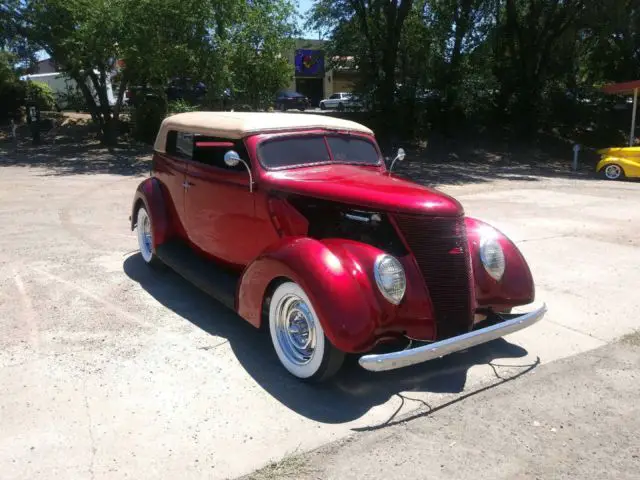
{"left": 182, "top": 181, "right": 195, "bottom": 189}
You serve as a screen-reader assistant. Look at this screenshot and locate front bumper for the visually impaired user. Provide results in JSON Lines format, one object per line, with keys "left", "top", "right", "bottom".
{"left": 358, "top": 304, "right": 547, "bottom": 372}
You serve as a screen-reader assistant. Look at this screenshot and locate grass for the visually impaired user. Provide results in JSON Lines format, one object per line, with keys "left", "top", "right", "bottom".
{"left": 620, "top": 330, "right": 640, "bottom": 347}
{"left": 244, "top": 453, "right": 314, "bottom": 480}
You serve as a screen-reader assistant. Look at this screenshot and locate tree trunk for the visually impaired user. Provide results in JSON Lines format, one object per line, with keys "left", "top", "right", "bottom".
{"left": 88, "top": 70, "right": 117, "bottom": 146}
{"left": 113, "top": 72, "right": 128, "bottom": 123}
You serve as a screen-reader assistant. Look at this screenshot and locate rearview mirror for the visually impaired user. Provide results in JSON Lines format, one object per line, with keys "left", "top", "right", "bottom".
{"left": 224, "top": 150, "right": 241, "bottom": 167}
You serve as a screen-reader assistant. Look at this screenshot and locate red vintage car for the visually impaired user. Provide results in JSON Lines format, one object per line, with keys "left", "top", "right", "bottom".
{"left": 131, "top": 112, "right": 546, "bottom": 382}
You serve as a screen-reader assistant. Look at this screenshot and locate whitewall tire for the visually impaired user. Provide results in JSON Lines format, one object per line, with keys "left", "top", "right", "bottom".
{"left": 269, "top": 282, "right": 344, "bottom": 382}
{"left": 136, "top": 206, "right": 162, "bottom": 267}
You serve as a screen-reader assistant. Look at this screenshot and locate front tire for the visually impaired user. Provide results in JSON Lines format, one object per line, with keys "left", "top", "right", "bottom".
{"left": 602, "top": 164, "right": 624, "bottom": 180}
{"left": 269, "top": 282, "right": 345, "bottom": 382}
{"left": 136, "top": 206, "right": 162, "bottom": 267}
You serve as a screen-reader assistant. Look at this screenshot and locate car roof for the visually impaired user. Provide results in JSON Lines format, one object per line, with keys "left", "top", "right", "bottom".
{"left": 154, "top": 111, "right": 374, "bottom": 151}
{"left": 278, "top": 90, "right": 304, "bottom": 95}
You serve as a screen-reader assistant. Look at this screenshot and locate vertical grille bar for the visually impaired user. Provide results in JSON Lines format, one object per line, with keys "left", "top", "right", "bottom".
{"left": 394, "top": 215, "right": 473, "bottom": 339}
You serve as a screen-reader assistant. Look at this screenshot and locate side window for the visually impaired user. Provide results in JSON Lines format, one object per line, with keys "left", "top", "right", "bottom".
{"left": 166, "top": 130, "right": 193, "bottom": 159}
{"left": 192, "top": 136, "right": 249, "bottom": 172}
{"left": 329, "top": 94, "right": 340, "bottom": 100}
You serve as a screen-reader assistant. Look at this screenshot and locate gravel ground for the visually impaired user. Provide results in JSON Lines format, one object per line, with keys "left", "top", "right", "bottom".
{"left": 247, "top": 333, "right": 640, "bottom": 480}
{"left": 1, "top": 139, "right": 639, "bottom": 479}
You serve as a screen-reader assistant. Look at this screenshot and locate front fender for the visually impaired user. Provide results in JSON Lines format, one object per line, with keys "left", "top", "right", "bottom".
{"left": 237, "top": 237, "right": 391, "bottom": 353}
{"left": 130, "top": 177, "right": 170, "bottom": 248}
{"left": 465, "top": 217, "right": 535, "bottom": 309}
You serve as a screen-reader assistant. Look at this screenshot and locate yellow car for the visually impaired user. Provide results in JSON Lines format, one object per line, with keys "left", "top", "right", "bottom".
{"left": 596, "top": 147, "right": 640, "bottom": 180}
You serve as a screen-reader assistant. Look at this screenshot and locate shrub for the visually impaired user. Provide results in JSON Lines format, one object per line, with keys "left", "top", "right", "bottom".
{"left": 168, "top": 99, "right": 199, "bottom": 114}
{"left": 56, "top": 85, "right": 88, "bottom": 112}
{"left": 132, "top": 96, "right": 167, "bottom": 143}
{"left": 25, "top": 81, "right": 57, "bottom": 111}
{"left": 0, "top": 81, "right": 25, "bottom": 123}
{"left": 0, "top": 52, "right": 25, "bottom": 123}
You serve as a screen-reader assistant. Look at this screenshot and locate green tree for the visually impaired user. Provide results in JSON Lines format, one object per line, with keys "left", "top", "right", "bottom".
{"left": 0, "top": 51, "right": 26, "bottom": 122}
{"left": 5, "top": 0, "right": 295, "bottom": 144}
{"left": 224, "top": 0, "right": 296, "bottom": 109}
{"left": 308, "top": 0, "right": 415, "bottom": 121}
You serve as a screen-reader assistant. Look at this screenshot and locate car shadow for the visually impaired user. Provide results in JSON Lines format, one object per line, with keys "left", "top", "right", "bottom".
{"left": 123, "top": 253, "right": 535, "bottom": 426}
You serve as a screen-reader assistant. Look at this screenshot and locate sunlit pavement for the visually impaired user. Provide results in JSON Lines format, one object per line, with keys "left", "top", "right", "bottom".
{"left": 0, "top": 154, "right": 639, "bottom": 479}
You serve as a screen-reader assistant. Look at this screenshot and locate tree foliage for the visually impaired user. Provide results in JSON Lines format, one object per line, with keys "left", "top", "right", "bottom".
{"left": 3, "top": 0, "right": 296, "bottom": 144}
{"left": 308, "top": 0, "right": 640, "bottom": 138}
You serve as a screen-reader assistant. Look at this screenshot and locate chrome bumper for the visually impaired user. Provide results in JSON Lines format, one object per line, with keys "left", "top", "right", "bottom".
{"left": 358, "top": 304, "right": 547, "bottom": 372}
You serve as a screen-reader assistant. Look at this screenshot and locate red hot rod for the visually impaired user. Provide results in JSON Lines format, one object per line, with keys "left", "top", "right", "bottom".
{"left": 130, "top": 112, "right": 546, "bottom": 382}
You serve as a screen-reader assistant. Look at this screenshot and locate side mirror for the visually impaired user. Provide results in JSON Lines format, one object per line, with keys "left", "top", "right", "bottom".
{"left": 224, "top": 150, "right": 254, "bottom": 192}
{"left": 224, "top": 150, "right": 241, "bottom": 167}
{"left": 388, "top": 147, "right": 407, "bottom": 174}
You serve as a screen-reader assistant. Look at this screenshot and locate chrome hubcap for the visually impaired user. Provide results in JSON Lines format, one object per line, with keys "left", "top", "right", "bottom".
{"left": 274, "top": 294, "right": 316, "bottom": 365}
{"left": 605, "top": 165, "right": 621, "bottom": 179}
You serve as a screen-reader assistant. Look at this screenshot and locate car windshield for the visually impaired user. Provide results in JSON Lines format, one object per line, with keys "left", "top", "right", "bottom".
{"left": 258, "top": 134, "right": 380, "bottom": 169}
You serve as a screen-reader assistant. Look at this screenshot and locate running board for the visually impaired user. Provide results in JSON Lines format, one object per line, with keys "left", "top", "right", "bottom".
{"left": 156, "top": 241, "right": 238, "bottom": 310}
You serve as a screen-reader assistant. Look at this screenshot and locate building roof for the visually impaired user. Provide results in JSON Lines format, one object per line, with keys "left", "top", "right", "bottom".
{"left": 602, "top": 80, "right": 640, "bottom": 95}
{"left": 154, "top": 111, "right": 373, "bottom": 152}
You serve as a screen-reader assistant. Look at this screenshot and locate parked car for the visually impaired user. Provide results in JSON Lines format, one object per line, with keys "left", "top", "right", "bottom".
{"left": 319, "top": 92, "right": 363, "bottom": 111}
{"left": 126, "top": 78, "right": 207, "bottom": 107}
{"left": 130, "top": 112, "right": 546, "bottom": 382}
{"left": 274, "top": 90, "right": 310, "bottom": 111}
{"left": 596, "top": 147, "right": 640, "bottom": 180}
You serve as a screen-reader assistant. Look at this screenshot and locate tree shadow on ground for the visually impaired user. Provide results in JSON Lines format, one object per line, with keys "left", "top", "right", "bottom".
{"left": 0, "top": 121, "right": 151, "bottom": 177}
{"left": 124, "top": 253, "right": 537, "bottom": 427}
{"left": 390, "top": 141, "right": 607, "bottom": 187}
{"left": 0, "top": 138, "right": 151, "bottom": 176}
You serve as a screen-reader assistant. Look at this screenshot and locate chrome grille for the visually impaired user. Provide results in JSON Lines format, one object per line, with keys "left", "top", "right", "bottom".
{"left": 394, "top": 215, "right": 473, "bottom": 338}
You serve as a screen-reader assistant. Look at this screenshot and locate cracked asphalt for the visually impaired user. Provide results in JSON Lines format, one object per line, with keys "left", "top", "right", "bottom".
{"left": 1, "top": 147, "right": 639, "bottom": 479}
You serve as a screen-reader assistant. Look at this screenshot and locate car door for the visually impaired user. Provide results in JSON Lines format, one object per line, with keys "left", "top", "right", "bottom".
{"left": 183, "top": 137, "right": 257, "bottom": 268}
{"left": 153, "top": 130, "right": 191, "bottom": 235}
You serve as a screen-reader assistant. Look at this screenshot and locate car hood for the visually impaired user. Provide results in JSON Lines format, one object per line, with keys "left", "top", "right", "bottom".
{"left": 262, "top": 164, "right": 463, "bottom": 216}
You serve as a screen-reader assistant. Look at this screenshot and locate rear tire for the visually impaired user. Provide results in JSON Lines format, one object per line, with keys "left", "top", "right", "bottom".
{"left": 320, "top": 102, "right": 326, "bottom": 110}
{"left": 269, "top": 282, "right": 344, "bottom": 382}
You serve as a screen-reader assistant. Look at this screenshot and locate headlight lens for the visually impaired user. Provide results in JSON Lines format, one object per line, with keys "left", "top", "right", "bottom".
{"left": 479, "top": 236, "right": 506, "bottom": 280}
{"left": 374, "top": 254, "right": 406, "bottom": 305}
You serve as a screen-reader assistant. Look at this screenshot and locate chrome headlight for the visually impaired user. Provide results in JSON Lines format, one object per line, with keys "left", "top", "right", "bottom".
{"left": 374, "top": 254, "right": 406, "bottom": 305}
{"left": 479, "top": 235, "right": 505, "bottom": 281}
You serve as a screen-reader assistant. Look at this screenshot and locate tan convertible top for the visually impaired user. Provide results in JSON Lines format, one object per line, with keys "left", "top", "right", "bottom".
{"left": 153, "top": 111, "right": 374, "bottom": 153}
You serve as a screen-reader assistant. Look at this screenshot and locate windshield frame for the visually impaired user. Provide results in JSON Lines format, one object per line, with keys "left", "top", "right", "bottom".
{"left": 256, "top": 131, "right": 383, "bottom": 171}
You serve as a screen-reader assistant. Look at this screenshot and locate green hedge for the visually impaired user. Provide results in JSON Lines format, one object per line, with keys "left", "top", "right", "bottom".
{"left": 25, "top": 81, "right": 57, "bottom": 111}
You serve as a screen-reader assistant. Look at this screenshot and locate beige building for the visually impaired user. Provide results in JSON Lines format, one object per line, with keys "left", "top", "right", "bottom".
{"left": 286, "top": 39, "right": 359, "bottom": 107}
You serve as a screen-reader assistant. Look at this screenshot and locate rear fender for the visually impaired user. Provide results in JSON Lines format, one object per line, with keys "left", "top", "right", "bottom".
{"left": 130, "top": 177, "right": 170, "bottom": 248}
{"left": 237, "top": 237, "right": 392, "bottom": 353}
{"left": 465, "top": 217, "right": 535, "bottom": 309}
